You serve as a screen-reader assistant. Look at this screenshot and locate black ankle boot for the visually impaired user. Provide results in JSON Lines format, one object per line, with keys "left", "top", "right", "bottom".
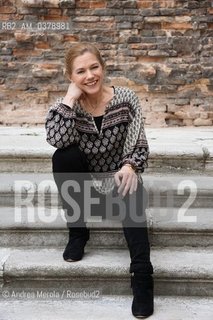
{"left": 131, "top": 273, "right": 154, "bottom": 318}
{"left": 63, "top": 228, "right": 90, "bottom": 262}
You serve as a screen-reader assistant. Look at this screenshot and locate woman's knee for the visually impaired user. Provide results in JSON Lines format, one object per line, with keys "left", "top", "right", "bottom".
{"left": 52, "top": 144, "right": 88, "bottom": 173}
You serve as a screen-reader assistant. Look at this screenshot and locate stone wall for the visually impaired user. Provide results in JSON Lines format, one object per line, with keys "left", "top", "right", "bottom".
{"left": 0, "top": 0, "right": 213, "bottom": 126}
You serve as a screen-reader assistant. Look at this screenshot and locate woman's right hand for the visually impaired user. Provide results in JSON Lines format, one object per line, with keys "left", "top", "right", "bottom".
{"left": 62, "top": 82, "right": 83, "bottom": 108}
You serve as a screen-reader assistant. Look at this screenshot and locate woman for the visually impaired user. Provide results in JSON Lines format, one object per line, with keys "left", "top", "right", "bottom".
{"left": 45, "top": 42, "right": 154, "bottom": 318}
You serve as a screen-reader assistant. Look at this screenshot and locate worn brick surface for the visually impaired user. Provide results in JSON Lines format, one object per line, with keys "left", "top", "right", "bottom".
{"left": 0, "top": 0, "right": 212, "bottom": 126}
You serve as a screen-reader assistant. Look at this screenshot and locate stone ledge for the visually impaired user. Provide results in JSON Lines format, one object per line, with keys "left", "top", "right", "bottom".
{"left": 0, "top": 207, "right": 212, "bottom": 248}
{"left": 0, "top": 127, "right": 212, "bottom": 173}
{"left": 4, "top": 247, "right": 213, "bottom": 280}
{"left": 2, "top": 247, "right": 213, "bottom": 296}
{"left": 0, "top": 296, "right": 213, "bottom": 320}
{"left": 1, "top": 206, "right": 213, "bottom": 232}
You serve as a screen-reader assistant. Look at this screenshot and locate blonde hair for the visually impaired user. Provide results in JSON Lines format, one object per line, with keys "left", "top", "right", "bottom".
{"left": 65, "top": 42, "right": 105, "bottom": 78}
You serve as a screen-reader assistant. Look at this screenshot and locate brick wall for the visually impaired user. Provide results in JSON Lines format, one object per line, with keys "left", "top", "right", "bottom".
{"left": 0, "top": 0, "right": 212, "bottom": 126}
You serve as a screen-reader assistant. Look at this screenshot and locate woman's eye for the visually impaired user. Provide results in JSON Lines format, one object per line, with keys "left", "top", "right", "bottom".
{"left": 92, "top": 65, "right": 99, "bottom": 69}
{"left": 77, "top": 70, "right": 84, "bottom": 74}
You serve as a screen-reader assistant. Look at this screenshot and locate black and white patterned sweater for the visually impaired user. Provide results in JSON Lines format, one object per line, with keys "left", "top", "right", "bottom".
{"left": 45, "top": 86, "right": 149, "bottom": 176}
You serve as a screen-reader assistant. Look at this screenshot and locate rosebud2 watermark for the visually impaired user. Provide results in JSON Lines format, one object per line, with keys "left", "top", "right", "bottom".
{"left": 10, "top": 173, "right": 211, "bottom": 227}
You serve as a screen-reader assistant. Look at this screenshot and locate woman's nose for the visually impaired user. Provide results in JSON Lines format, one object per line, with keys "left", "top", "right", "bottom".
{"left": 86, "top": 69, "right": 94, "bottom": 78}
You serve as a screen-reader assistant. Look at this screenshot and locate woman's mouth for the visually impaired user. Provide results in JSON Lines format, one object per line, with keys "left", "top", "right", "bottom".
{"left": 85, "top": 80, "right": 98, "bottom": 87}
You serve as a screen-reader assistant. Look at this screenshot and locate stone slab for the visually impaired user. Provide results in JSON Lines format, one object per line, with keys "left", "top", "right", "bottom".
{"left": 0, "top": 172, "right": 212, "bottom": 208}
{"left": 0, "top": 207, "right": 212, "bottom": 248}
{"left": 0, "top": 296, "right": 212, "bottom": 320}
{"left": 2, "top": 247, "right": 213, "bottom": 296}
{"left": 0, "top": 127, "right": 212, "bottom": 172}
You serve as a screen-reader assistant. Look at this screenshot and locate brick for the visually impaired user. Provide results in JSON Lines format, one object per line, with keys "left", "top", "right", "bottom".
{"left": 144, "top": 22, "right": 161, "bottom": 30}
{"left": 35, "top": 41, "right": 51, "bottom": 49}
{"left": 90, "top": 1, "right": 107, "bottom": 9}
{"left": 115, "top": 16, "right": 143, "bottom": 23}
{"left": 154, "top": 0, "right": 176, "bottom": 9}
{"left": 76, "top": 1, "right": 91, "bottom": 9}
{"left": 138, "top": 56, "right": 166, "bottom": 63}
{"left": 95, "top": 8, "right": 124, "bottom": 15}
{"left": 107, "top": 0, "right": 137, "bottom": 9}
{"left": 0, "top": 14, "right": 22, "bottom": 20}
{"left": 159, "top": 8, "right": 189, "bottom": 16}
{"left": 175, "top": 16, "right": 192, "bottom": 23}
{"left": 148, "top": 50, "right": 170, "bottom": 57}
{"left": 100, "top": 16, "right": 115, "bottom": 22}
{"left": 13, "top": 48, "right": 42, "bottom": 57}
{"left": 73, "top": 16, "right": 100, "bottom": 22}
{"left": 137, "top": 1, "right": 153, "bottom": 9}
{"left": 21, "top": 0, "right": 43, "bottom": 7}
{"left": 43, "top": 0, "right": 61, "bottom": 7}
{"left": 59, "top": 0, "right": 75, "bottom": 8}
{"left": 32, "top": 68, "right": 59, "bottom": 78}
{"left": 175, "top": 99, "right": 190, "bottom": 106}
{"left": 162, "top": 22, "right": 193, "bottom": 30}
{"left": 0, "top": 48, "right": 13, "bottom": 55}
{"left": 127, "top": 36, "right": 142, "bottom": 43}
{"left": 175, "top": 110, "right": 188, "bottom": 120}
{"left": 152, "top": 104, "right": 167, "bottom": 112}
{"left": 140, "top": 9, "right": 159, "bottom": 16}
{"left": 148, "top": 85, "right": 178, "bottom": 93}
{"left": 141, "top": 30, "right": 153, "bottom": 36}
{"left": 0, "top": 0, "right": 13, "bottom": 4}
{"left": 14, "top": 32, "right": 33, "bottom": 42}
{"left": 129, "top": 43, "right": 156, "bottom": 50}
{"left": 43, "top": 15, "right": 69, "bottom": 20}
{"left": 0, "top": 6, "right": 16, "bottom": 13}
{"left": 194, "top": 118, "right": 213, "bottom": 126}
{"left": 183, "top": 119, "right": 193, "bottom": 126}
{"left": 208, "top": 112, "right": 213, "bottom": 119}
{"left": 124, "top": 9, "right": 139, "bottom": 15}
{"left": 63, "top": 34, "right": 79, "bottom": 42}
{"left": 47, "top": 8, "right": 62, "bottom": 15}
{"left": 144, "top": 16, "right": 173, "bottom": 23}
{"left": 24, "top": 7, "right": 48, "bottom": 15}
{"left": 200, "top": 112, "right": 209, "bottom": 120}
{"left": 187, "top": 1, "right": 200, "bottom": 9}
{"left": 117, "top": 22, "right": 132, "bottom": 29}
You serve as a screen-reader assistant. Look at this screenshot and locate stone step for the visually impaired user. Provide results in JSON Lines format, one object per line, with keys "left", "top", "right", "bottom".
{"left": 1, "top": 247, "right": 213, "bottom": 297}
{"left": 0, "top": 295, "right": 212, "bottom": 320}
{"left": 0, "top": 127, "right": 212, "bottom": 173}
{"left": 0, "top": 207, "right": 212, "bottom": 248}
{"left": 0, "top": 173, "right": 212, "bottom": 208}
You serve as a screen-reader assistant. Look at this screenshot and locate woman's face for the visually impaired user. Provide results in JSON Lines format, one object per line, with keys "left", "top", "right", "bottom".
{"left": 70, "top": 52, "right": 104, "bottom": 96}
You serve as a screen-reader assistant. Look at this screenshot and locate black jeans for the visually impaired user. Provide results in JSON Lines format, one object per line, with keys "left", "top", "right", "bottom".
{"left": 52, "top": 144, "right": 153, "bottom": 274}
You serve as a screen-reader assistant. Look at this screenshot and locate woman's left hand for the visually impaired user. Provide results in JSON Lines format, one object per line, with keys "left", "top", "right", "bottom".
{"left": 114, "top": 165, "right": 138, "bottom": 197}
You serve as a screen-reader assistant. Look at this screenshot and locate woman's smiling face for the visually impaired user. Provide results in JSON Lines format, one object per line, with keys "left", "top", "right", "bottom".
{"left": 70, "top": 51, "right": 104, "bottom": 95}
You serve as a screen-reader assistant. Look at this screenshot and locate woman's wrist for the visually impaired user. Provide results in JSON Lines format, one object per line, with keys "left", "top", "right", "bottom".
{"left": 123, "top": 163, "right": 137, "bottom": 172}
{"left": 62, "top": 96, "right": 75, "bottom": 108}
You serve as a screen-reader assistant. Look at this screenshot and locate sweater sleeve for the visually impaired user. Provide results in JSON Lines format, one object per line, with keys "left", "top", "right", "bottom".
{"left": 45, "top": 98, "right": 80, "bottom": 149}
{"left": 119, "top": 91, "right": 149, "bottom": 173}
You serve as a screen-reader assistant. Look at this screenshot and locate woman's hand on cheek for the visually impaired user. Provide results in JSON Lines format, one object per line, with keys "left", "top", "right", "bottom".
{"left": 114, "top": 165, "right": 138, "bottom": 197}
{"left": 67, "top": 82, "right": 83, "bottom": 100}
{"left": 62, "top": 82, "right": 83, "bottom": 108}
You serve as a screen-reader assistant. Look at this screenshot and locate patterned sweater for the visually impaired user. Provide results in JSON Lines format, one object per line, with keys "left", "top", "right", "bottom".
{"left": 45, "top": 86, "right": 149, "bottom": 175}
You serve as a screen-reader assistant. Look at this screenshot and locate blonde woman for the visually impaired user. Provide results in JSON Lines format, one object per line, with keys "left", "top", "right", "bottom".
{"left": 45, "top": 43, "right": 154, "bottom": 318}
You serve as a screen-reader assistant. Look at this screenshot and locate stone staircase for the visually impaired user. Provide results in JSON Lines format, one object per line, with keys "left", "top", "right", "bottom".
{"left": 0, "top": 126, "right": 213, "bottom": 320}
